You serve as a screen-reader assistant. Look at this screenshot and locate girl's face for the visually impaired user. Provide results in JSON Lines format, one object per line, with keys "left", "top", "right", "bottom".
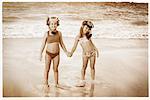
{"left": 82, "top": 25, "right": 91, "bottom": 35}
{"left": 48, "top": 20, "right": 58, "bottom": 31}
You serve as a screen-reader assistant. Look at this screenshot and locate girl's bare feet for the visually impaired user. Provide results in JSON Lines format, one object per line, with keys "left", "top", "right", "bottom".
{"left": 43, "top": 83, "right": 49, "bottom": 89}
{"left": 43, "top": 83, "right": 50, "bottom": 93}
{"left": 76, "top": 80, "right": 86, "bottom": 87}
{"left": 55, "top": 84, "right": 59, "bottom": 88}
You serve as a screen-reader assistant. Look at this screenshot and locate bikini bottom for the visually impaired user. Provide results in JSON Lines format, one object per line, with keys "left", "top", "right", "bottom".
{"left": 46, "top": 51, "right": 59, "bottom": 59}
{"left": 83, "top": 50, "right": 96, "bottom": 58}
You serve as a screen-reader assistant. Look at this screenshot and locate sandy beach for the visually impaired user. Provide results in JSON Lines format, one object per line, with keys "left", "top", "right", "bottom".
{"left": 2, "top": 2, "right": 148, "bottom": 97}
{"left": 3, "top": 38, "right": 148, "bottom": 97}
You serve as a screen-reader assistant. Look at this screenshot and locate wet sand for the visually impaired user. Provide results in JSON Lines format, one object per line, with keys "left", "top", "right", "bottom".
{"left": 3, "top": 38, "right": 148, "bottom": 97}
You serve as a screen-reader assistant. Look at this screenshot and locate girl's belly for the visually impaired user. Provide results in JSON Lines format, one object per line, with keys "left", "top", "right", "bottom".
{"left": 46, "top": 42, "right": 60, "bottom": 53}
{"left": 81, "top": 42, "right": 94, "bottom": 53}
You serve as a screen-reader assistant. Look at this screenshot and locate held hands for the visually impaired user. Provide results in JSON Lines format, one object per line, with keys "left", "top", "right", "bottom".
{"left": 97, "top": 51, "right": 99, "bottom": 58}
{"left": 66, "top": 51, "right": 72, "bottom": 57}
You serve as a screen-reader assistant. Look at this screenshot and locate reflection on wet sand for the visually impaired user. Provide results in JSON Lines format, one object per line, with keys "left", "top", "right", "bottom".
{"left": 42, "top": 82, "right": 95, "bottom": 97}
{"left": 89, "top": 83, "right": 94, "bottom": 97}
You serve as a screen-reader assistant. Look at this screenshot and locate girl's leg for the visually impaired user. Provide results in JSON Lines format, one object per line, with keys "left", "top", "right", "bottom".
{"left": 53, "top": 55, "right": 60, "bottom": 87}
{"left": 76, "top": 56, "right": 88, "bottom": 87}
{"left": 44, "top": 54, "right": 52, "bottom": 86}
{"left": 90, "top": 55, "right": 96, "bottom": 80}
{"left": 81, "top": 56, "right": 89, "bottom": 80}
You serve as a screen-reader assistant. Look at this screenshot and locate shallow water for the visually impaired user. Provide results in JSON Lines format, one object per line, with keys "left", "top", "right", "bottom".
{"left": 2, "top": 2, "right": 148, "bottom": 38}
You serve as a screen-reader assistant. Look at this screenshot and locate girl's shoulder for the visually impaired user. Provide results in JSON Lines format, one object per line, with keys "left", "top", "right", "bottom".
{"left": 57, "top": 30, "right": 62, "bottom": 36}
{"left": 75, "top": 35, "right": 80, "bottom": 41}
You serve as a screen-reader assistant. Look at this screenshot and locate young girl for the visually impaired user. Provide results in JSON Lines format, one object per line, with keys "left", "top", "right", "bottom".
{"left": 40, "top": 17, "right": 70, "bottom": 88}
{"left": 70, "top": 20, "right": 99, "bottom": 87}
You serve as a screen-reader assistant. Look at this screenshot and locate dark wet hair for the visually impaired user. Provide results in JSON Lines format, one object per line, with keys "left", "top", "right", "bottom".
{"left": 79, "top": 20, "right": 94, "bottom": 39}
{"left": 86, "top": 32, "right": 92, "bottom": 39}
{"left": 82, "top": 20, "right": 94, "bottom": 29}
{"left": 46, "top": 17, "right": 59, "bottom": 26}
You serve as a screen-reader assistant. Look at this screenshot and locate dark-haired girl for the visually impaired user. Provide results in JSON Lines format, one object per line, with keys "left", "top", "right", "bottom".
{"left": 70, "top": 20, "right": 99, "bottom": 87}
{"left": 40, "top": 17, "right": 70, "bottom": 88}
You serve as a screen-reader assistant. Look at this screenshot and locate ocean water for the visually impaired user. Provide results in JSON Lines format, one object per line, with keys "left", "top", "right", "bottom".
{"left": 2, "top": 2, "right": 148, "bottom": 39}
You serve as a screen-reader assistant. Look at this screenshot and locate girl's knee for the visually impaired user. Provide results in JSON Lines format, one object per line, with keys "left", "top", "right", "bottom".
{"left": 45, "top": 65, "right": 50, "bottom": 71}
{"left": 90, "top": 66, "right": 95, "bottom": 70}
{"left": 53, "top": 68, "right": 58, "bottom": 72}
{"left": 82, "top": 66, "right": 87, "bottom": 71}
{"left": 45, "top": 68, "right": 50, "bottom": 73}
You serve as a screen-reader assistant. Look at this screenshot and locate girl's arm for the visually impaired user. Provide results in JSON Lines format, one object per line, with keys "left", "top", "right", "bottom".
{"left": 90, "top": 39, "right": 99, "bottom": 58}
{"left": 40, "top": 32, "right": 47, "bottom": 60}
{"left": 70, "top": 35, "right": 80, "bottom": 55}
{"left": 59, "top": 32, "right": 69, "bottom": 55}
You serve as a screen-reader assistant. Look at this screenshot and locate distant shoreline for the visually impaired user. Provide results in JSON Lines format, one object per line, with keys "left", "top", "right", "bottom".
{"left": 2, "top": 36, "right": 148, "bottom": 40}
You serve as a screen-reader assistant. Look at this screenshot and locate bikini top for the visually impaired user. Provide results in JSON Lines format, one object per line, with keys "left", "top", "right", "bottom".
{"left": 47, "top": 31, "right": 60, "bottom": 43}
{"left": 79, "top": 36, "right": 89, "bottom": 44}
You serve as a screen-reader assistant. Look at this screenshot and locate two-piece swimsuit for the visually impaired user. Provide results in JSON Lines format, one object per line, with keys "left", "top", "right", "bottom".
{"left": 79, "top": 37, "right": 96, "bottom": 58}
{"left": 46, "top": 31, "right": 60, "bottom": 59}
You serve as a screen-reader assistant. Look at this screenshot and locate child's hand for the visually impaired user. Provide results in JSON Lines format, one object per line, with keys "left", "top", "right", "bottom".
{"left": 96, "top": 50, "right": 99, "bottom": 58}
{"left": 66, "top": 51, "right": 72, "bottom": 57}
{"left": 69, "top": 52, "right": 73, "bottom": 57}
